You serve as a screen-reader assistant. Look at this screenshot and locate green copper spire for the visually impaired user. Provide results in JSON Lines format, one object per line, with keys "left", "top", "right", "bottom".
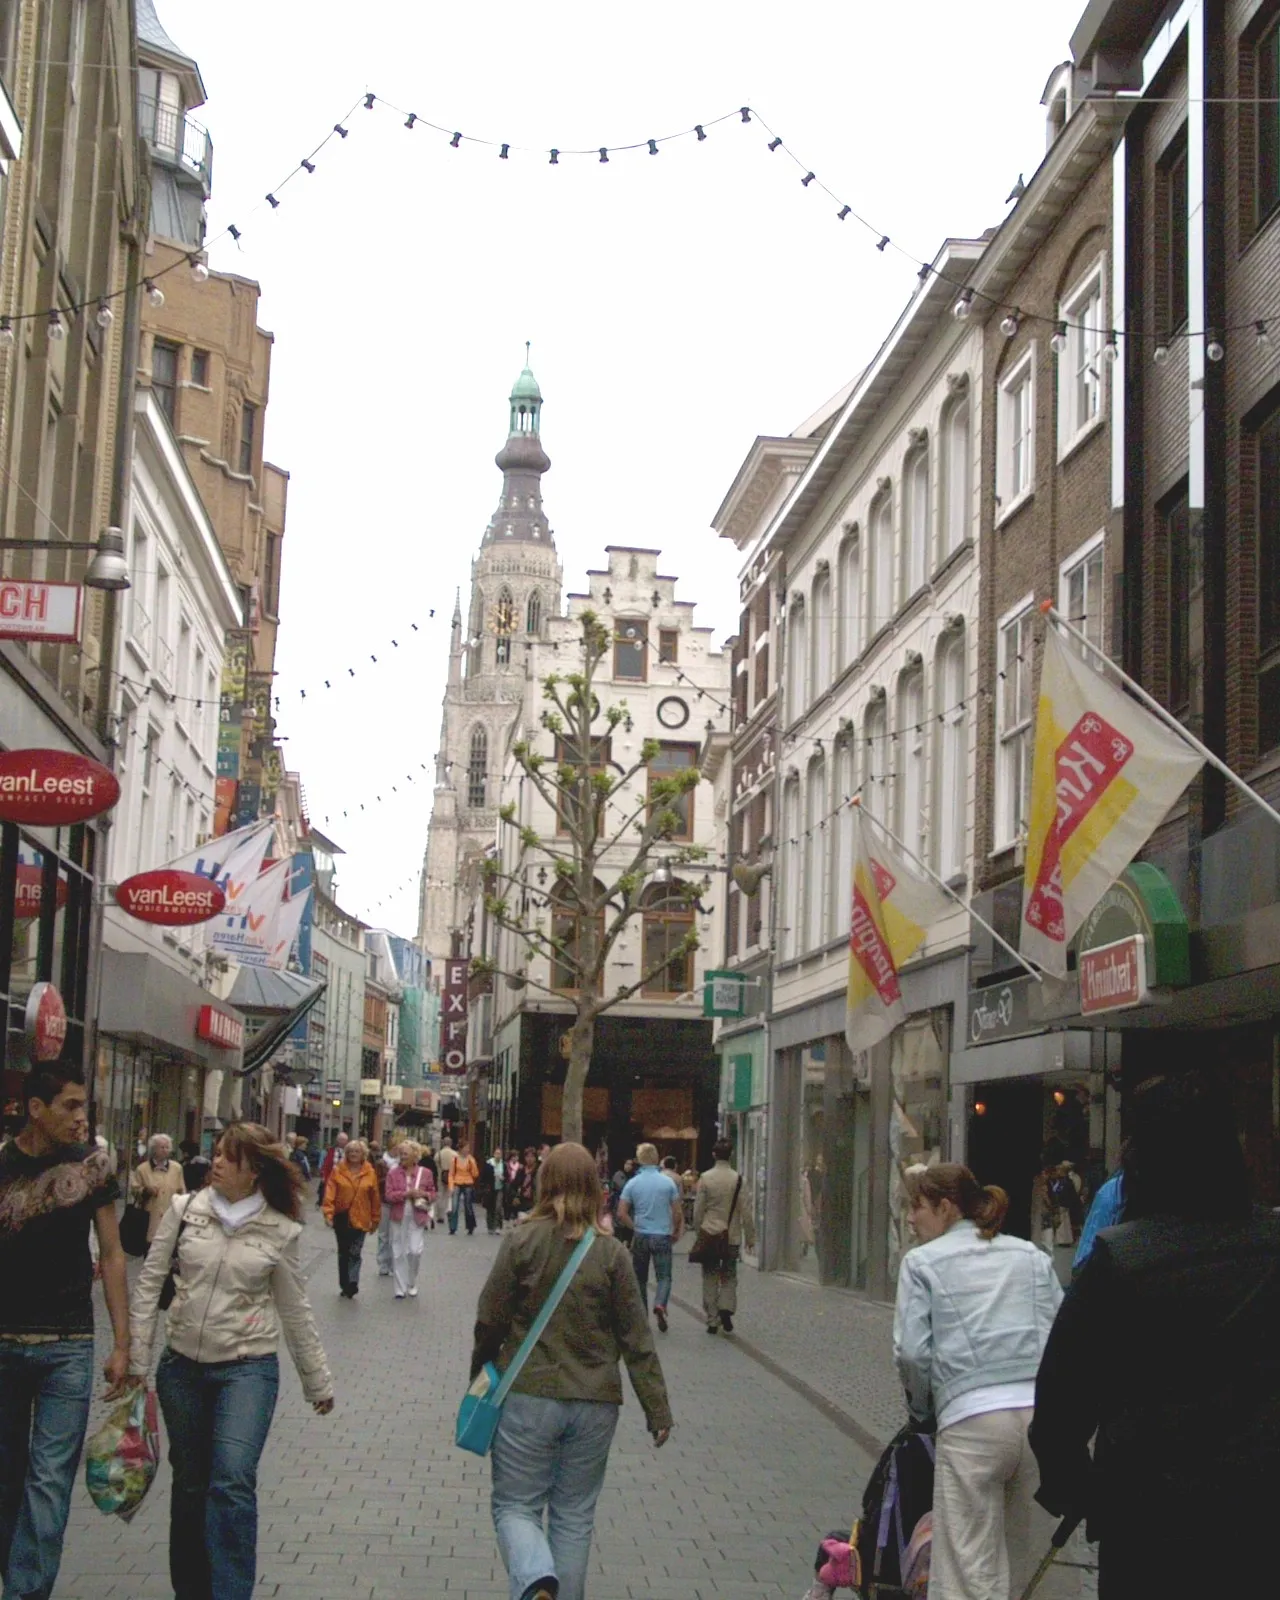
{"left": 508, "top": 342, "right": 542, "bottom": 433}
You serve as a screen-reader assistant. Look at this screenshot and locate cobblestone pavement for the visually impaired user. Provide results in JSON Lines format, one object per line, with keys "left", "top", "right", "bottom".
{"left": 57, "top": 1216, "right": 878, "bottom": 1600}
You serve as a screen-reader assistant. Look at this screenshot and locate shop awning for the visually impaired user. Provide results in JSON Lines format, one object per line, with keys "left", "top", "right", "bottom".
{"left": 233, "top": 977, "right": 327, "bottom": 1077}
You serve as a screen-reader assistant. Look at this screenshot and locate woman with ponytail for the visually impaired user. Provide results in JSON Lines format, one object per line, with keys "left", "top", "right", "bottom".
{"left": 893, "top": 1163, "right": 1063, "bottom": 1600}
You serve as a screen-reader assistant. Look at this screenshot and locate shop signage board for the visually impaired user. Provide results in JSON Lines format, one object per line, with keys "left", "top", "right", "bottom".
{"left": 1077, "top": 862, "right": 1190, "bottom": 987}
{"left": 196, "top": 1004, "right": 244, "bottom": 1052}
{"left": 1079, "top": 935, "right": 1149, "bottom": 1015}
{"left": 325, "top": 1079, "right": 342, "bottom": 1095}
{"left": 0, "top": 581, "right": 82, "bottom": 643}
{"left": 0, "top": 749, "right": 119, "bottom": 826}
{"left": 703, "top": 970, "right": 747, "bottom": 1018}
{"left": 965, "top": 974, "right": 1037, "bottom": 1045}
{"left": 13, "top": 862, "right": 68, "bottom": 919}
{"left": 115, "top": 870, "right": 226, "bottom": 926}
{"left": 24, "top": 981, "right": 67, "bottom": 1062}
{"left": 442, "top": 957, "right": 469, "bottom": 1074}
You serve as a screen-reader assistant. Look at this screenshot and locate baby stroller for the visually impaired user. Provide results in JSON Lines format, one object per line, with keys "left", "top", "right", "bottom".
{"left": 803, "top": 1423, "right": 934, "bottom": 1599}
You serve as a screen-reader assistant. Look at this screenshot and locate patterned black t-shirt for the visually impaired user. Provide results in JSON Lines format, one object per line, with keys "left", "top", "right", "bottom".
{"left": 0, "top": 1140, "right": 120, "bottom": 1335}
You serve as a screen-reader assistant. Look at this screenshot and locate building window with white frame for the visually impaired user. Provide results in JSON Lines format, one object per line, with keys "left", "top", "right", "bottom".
{"left": 831, "top": 736, "right": 856, "bottom": 939}
{"left": 787, "top": 597, "right": 807, "bottom": 723}
{"left": 1060, "top": 533, "right": 1105, "bottom": 660}
{"left": 811, "top": 568, "right": 832, "bottom": 689}
{"left": 896, "top": 667, "right": 926, "bottom": 859}
{"left": 780, "top": 775, "right": 800, "bottom": 959}
{"left": 838, "top": 529, "right": 861, "bottom": 668}
{"left": 903, "top": 444, "right": 929, "bottom": 600}
{"left": 803, "top": 755, "right": 826, "bottom": 951}
{"left": 997, "top": 349, "right": 1035, "bottom": 517}
{"left": 940, "top": 386, "right": 970, "bottom": 561}
{"left": 934, "top": 629, "right": 967, "bottom": 880}
{"left": 996, "top": 602, "right": 1036, "bottom": 849}
{"left": 864, "top": 697, "right": 887, "bottom": 823}
{"left": 1058, "top": 263, "right": 1105, "bottom": 456}
{"left": 871, "top": 492, "right": 894, "bottom": 638}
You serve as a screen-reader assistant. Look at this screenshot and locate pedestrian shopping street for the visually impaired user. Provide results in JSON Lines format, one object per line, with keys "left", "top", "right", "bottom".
{"left": 60, "top": 1221, "right": 878, "bottom": 1600}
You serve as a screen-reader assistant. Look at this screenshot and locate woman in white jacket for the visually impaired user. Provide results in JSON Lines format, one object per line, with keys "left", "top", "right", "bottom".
{"left": 130, "top": 1122, "right": 333, "bottom": 1600}
{"left": 893, "top": 1164, "right": 1064, "bottom": 1600}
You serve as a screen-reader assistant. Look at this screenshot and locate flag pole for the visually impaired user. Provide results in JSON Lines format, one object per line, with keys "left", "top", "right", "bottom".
{"left": 1041, "top": 603, "right": 1280, "bottom": 832}
{"left": 855, "top": 801, "right": 1044, "bottom": 984}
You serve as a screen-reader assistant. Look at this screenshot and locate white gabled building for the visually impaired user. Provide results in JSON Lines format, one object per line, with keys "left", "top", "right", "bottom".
{"left": 95, "top": 386, "right": 246, "bottom": 1159}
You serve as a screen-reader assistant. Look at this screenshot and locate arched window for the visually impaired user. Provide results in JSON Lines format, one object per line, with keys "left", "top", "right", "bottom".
{"left": 838, "top": 529, "right": 861, "bottom": 669}
{"left": 804, "top": 755, "right": 826, "bottom": 951}
{"left": 811, "top": 568, "right": 833, "bottom": 689}
{"left": 550, "top": 880, "right": 605, "bottom": 993}
{"left": 495, "top": 587, "right": 515, "bottom": 667}
{"left": 467, "top": 725, "right": 488, "bottom": 808}
{"left": 940, "top": 388, "right": 971, "bottom": 560}
{"left": 897, "top": 667, "right": 926, "bottom": 858}
{"left": 904, "top": 445, "right": 929, "bottom": 599}
{"left": 934, "top": 629, "right": 967, "bottom": 879}
{"left": 787, "top": 598, "right": 807, "bottom": 723}
{"left": 831, "top": 736, "right": 857, "bottom": 939}
{"left": 780, "top": 775, "right": 800, "bottom": 959}
{"left": 641, "top": 880, "right": 696, "bottom": 996}
{"left": 525, "top": 590, "right": 542, "bottom": 636}
{"left": 871, "top": 493, "right": 894, "bottom": 639}
{"left": 864, "top": 699, "right": 887, "bottom": 823}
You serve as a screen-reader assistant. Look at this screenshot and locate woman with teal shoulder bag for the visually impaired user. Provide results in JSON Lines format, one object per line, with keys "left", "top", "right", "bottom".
{"left": 469, "top": 1142, "right": 673, "bottom": 1600}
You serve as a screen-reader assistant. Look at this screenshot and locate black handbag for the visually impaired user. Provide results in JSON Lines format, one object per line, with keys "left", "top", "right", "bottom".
{"left": 688, "top": 1175, "right": 742, "bottom": 1266}
{"left": 157, "top": 1201, "right": 193, "bottom": 1311}
{"left": 119, "top": 1202, "right": 150, "bottom": 1258}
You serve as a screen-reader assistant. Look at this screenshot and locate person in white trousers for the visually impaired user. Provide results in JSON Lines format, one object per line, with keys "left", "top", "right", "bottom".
{"left": 375, "top": 1141, "right": 399, "bottom": 1277}
{"left": 384, "top": 1140, "right": 434, "bottom": 1299}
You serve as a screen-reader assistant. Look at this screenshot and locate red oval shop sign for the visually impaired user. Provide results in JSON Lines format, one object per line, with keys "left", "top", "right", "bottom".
{"left": 13, "top": 864, "right": 69, "bottom": 920}
{"left": 0, "top": 748, "right": 119, "bottom": 826}
{"left": 25, "top": 981, "right": 68, "bottom": 1062}
{"left": 114, "top": 870, "right": 226, "bottom": 927}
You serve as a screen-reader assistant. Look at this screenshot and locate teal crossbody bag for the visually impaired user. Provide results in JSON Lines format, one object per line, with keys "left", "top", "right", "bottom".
{"left": 456, "top": 1226, "right": 597, "bottom": 1456}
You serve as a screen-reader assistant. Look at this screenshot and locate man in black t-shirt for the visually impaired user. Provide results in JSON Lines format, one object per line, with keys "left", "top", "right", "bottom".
{"left": 0, "top": 1062, "right": 130, "bottom": 1600}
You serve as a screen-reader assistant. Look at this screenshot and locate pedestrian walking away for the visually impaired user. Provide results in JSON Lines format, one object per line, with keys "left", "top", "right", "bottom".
{"left": 472, "top": 1142, "right": 673, "bottom": 1600}
{"left": 1031, "top": 1070, "right": 1280, "bottom": 1600}
{"left": 372, "top": 1139, "right": 396, "bottom": 1276}
{"left": 617, "top": 1143, "right": 681, "bottom": 1331}
{"left": 449, "top": 1140, "right": 480, "bottom": 1235}
{"left": 485, "top": 1146, "right": 506, "bottom": 1234}
{"left": 0, "top": 1063, "right": 131, "bottom": 1600}
{"left": 322, "top": 1137, "right": 381, "bottom": 1297}
{"left": 692, "top": 1139, "right": 755, "bottom": 1334}
{"left": 385, "top": 1140, "right": 435, "bottom": 1298}
{"left": 129, "top": 1132, "right": 186, "bottom": 1247}
{"left": 894, "top": 1163, "right": 1068, "bottom": 1600}
{"left": 436, "top": 1136, "right": 457, "bottom": 1227}
{"left": 317, "top": 1130, "right": 348, "bottom": 1207}
{"left": 129, "top": 1122, "right": 333, "bottom": 1600}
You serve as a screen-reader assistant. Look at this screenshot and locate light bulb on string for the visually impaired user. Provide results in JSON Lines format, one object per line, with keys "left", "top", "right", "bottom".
{"left": 0, "top": 317, "right": 12, "bottom": 348}
{"left": 1050, "top": 320, "right": 1068, "bottom": 356}
{"left": 145, "top": 280, "right": 165, "bottom": 309}
{"left": 1102, "top": 330, "right": 1119, "bottom": 362}
{"left": 190, "top": 254, "right": 209, "bottom": 283}
{"left": 1153, "top": 343, "right": 1171, "bottom": 366}
{"left": 1206, "top": 336, "right": 1225, "bottom": 363}
{"left": 1000, "top": 311, "right": 1020, "bottom": 338}
{"left": 1257, "top": 321, "right": 1272, "bottom": 353}
{"left": 47, "top": 311, "right": 65, "bottom": 341}
{"left": 95, "top": 300, "right": 114, "bottom": 329}
{"left": 953, "top": 289, "right": 975, "bottom": 321}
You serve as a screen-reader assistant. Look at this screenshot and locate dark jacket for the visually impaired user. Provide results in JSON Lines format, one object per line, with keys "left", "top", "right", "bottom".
{"left": 471, "top": 1218, "right": 672, "bottom": 1432}
{"left": 1031, "top": 1213, "right": 1280, "bottom": 1538}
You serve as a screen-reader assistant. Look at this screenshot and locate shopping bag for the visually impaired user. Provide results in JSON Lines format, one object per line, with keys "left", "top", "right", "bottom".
{"left": 85, "top": 1385, "right": 161, "bottom": 1521}
{"left": 456, "top": 1362, "right": 503, "bottom": 1455}
{"left": 119, "top": 1202, "right": 149, "bottom": 1258}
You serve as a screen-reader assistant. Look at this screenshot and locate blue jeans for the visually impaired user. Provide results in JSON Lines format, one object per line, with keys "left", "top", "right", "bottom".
{"left": 0, "top": 1338, "right": 94, "bottom": 1600}
{"left": 491, "top": 1392, "right": 619, "bottom": 1600}
{"left": 631, "top": 1234, "right": 673, "bottom": 1312}
{"left": 449, "top": 1186, "right": 476, "bottom": 1234}
{"left": 155, "top": 1349, "right": 279, "bottom": 1600}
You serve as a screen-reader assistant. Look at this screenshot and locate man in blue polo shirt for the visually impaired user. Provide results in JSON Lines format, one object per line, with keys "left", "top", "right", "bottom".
{"left": 618, "top": 1143, "right": 683, "bottom": 1332}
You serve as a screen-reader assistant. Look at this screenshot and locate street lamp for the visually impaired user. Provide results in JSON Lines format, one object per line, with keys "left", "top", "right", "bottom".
{"left": 0, "top": 526, "right": 130, "bottom": 591}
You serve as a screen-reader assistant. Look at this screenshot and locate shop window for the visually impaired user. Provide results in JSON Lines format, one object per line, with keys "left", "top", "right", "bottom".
{"left": 550, "top": 880, "right": 604, "bottom": 993}
{"left": 647, "top": 743, "right": 697, "bottom": 840}
{"left": 613, "top": 619, "right": 647, "bottom": 680}
{"left": 887, "top": 1014, "right": 947, "bottom": 1283}
{"left": 658, "top": 628, "right": 679, "bottom": 664}
{"left": 467, "top": 725, "right": 487, "bottom": 808}
{"left": 641, "top": 881, "right": 695, "bottom": 996}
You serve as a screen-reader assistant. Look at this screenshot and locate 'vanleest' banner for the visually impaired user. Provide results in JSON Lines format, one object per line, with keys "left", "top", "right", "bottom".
{"left": 1020, "top": 625, "right": 1202, "bottom": 977}
{"left": 845, "top": 808, "right": 950, "bottom": 1053}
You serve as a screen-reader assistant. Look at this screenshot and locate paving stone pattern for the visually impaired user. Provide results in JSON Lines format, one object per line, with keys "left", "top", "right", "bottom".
{"left": 58, "top": 1218, "right": 877, "bottom": 1599}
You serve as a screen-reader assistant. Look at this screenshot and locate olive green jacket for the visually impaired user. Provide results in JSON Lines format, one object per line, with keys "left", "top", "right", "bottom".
{"left": 471, "top": 1219, "right": 673, "bottom": 1432}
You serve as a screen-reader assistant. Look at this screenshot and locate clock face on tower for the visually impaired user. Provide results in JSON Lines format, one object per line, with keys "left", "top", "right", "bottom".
{"left": 656, "top": 696, "right": 690, "bottom": 730}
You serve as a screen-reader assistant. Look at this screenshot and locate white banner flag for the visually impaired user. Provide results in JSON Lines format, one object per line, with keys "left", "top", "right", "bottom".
{"left": 255, "top": 886, "right": 311, "bottom": 971}
{"left": 163, "top": 820, "right": 273, "bottom": 907}
{"left": 209, "top": 858, "right": 290, "bottom": 966}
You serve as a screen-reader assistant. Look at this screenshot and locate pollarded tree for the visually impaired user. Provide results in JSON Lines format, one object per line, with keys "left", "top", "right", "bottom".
{"left": 470, "top": 610, "right": 706, "bottom": 1145}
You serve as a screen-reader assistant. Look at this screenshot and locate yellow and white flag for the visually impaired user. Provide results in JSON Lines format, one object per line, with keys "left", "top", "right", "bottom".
{"left": 1021, "top": 625, "right": 1202, "bottom": 976}
{"left": 846, "top": 808, "right": 951, "bottom": 1053}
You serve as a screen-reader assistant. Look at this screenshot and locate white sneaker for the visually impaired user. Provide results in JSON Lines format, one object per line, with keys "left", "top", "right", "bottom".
{"left": 408, "top": 1287, "right": 418, "bottom": 1297}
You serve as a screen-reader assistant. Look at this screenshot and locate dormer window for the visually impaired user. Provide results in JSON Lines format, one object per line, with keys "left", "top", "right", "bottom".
{"left": 1042, "top": 63, "right": 1072, "bottom": 150}
{"left": 139, "top": 68, "right": 183, "bottom": 159}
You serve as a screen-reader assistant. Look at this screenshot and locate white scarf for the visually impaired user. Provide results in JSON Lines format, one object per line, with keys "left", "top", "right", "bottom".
{"left": 208, "top": 1189, "right": 268, "bottom": 1233}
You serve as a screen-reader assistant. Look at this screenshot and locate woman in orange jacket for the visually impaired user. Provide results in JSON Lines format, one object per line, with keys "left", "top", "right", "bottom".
{"left": 322, "top": 1138, "right": 381, "bottom": 1299}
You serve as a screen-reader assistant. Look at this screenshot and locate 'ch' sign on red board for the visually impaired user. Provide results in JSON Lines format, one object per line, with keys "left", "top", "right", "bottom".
{"left": 0, "top": 749, "right": 119, "bottom": 826}
{"left": 114, "top": 870, "right": 226, "bottom": 927}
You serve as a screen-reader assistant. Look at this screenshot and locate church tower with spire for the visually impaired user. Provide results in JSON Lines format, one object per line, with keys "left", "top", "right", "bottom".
{"left": 419, "top": 359, "right": 563, "bottom": 971}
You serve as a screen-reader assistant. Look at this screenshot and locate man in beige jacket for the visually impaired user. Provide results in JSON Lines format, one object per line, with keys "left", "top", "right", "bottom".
{"left": 692, "top": 1139, "right": 755, "bottom": 1334}
{"left": 130, "top": 1134, "right": 186, "bottom": 1246}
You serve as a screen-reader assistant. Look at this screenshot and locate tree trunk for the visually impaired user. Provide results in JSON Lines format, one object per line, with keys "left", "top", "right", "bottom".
{"left": 560, "top": 1008, "right": 596, "bottom": 1146}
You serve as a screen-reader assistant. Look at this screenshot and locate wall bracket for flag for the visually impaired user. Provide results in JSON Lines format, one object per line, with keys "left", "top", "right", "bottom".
{"left": 1041, "top": 604, "right": 1280, "bottom": 833}
{"left": 855, "top": 800, "right": 1043, "bottom": 983}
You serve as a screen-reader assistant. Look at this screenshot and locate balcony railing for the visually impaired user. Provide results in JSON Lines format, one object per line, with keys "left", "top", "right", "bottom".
{"left": 129, "top": 597, "right": 152, "bottom": 659}
{"left": 154, "top": 635, "right": 175, "bottom": 691}
{"left": 138, "top": 95, "right": 214, "bottom": 193}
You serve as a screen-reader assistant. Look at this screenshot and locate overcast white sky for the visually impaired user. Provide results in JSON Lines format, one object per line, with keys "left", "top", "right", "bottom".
{"left": 161, "top": 0, "right": 1085, "bottom": 937}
